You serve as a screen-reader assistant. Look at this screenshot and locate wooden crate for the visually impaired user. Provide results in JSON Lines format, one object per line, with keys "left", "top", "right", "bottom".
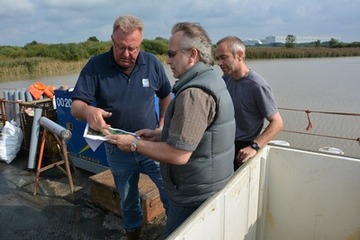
{"left": 89, "top": 169, "right": 165, "bottom": 223}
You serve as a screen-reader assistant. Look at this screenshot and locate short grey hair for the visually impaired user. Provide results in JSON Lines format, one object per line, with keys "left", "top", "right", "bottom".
{"left": 216, "top": 36, "right": 246, "bottom": 58}
{"left": 171, "top": 22, "right": 214, "bottom": 66}
{"left": 113, "top": 15, "right": 144, "bottom": 38}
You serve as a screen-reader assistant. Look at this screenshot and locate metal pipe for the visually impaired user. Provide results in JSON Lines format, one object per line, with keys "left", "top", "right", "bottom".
{"left": 39, "top": 116, "right": 72, "bottom": 140}
{"left": 26, "top": 91, "right": 33, "bottom": 102}
{"left": 19, "top": 89, "right": 26, "bottom": 102}
{"left": 14, "top": 90, "right": 20, "bottom": 124}
{"left": 27, "top": 108, "right": 42, "bottom": 169}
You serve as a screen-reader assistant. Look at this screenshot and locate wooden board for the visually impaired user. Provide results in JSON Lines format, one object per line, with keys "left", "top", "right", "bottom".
{"left": 89, "top": 169, "right": 165, "bottom": 223}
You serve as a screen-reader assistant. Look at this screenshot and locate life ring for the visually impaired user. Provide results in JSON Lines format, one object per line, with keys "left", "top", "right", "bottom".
{"left": 318, "top": 146, "right": 344, "bottom": 155}
{"left": 268, "top": 140, "right": 291, "bottom": 147}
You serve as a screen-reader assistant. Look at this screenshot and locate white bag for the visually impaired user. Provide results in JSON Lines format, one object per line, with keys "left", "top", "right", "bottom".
{"left": 0, "top": 120, "right": 23, "bottom": 164}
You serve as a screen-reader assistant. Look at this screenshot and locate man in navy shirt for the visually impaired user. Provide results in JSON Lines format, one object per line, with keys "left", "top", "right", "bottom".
{"left": 215, "top": 36, "right": 283, "bottom": 171}
{"left": 71, "top": 15, "right": 171, "bottom": 240}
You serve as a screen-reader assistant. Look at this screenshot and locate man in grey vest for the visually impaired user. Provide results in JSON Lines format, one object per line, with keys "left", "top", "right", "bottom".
{"left": 106, "top": 22, "right": 235, "bottom": 238}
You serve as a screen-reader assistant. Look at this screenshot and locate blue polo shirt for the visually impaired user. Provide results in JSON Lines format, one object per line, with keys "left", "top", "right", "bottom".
{"left": 72, "top": 48, "right": 171, "bottom": 132}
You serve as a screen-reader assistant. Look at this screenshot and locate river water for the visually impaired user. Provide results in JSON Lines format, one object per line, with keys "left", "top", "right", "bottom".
{"left": 1, "top": 57, "right": 359, "bottom": 158}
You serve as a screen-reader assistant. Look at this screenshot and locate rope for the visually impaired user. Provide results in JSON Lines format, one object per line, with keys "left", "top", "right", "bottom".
{"left": 305, "top": 110, "right": 313, "bottom": 131}
{"left": 282, "top": 129, "right": 359, "bottom": 142}
{"left": 279, "top": 108, "right": 360, "bottom": 116}
{"left": 278, "top": 107, "right": 360, "bottom": 145}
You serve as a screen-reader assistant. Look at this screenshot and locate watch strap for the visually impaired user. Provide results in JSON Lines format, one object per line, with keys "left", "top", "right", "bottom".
{"left": 250, "top": 142, "right": 260, "bottom": 151}
{"left": 130, "top": 136, "right": 140, "bottom": 152}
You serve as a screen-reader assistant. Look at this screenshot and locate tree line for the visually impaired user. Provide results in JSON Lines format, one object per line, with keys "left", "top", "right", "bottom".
{"left": 1, "top": 36, "right": 359, "bottom": 62}
{"left": 0, "top": 37, "right": 168, "bottom": 61}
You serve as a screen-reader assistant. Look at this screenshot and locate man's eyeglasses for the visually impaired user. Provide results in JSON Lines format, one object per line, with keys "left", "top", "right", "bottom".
{"left": 111, "top": 36, "right": 140, "bottom": 55}
{"left": 167, "top": 49, "right": 182, "bottom": 58}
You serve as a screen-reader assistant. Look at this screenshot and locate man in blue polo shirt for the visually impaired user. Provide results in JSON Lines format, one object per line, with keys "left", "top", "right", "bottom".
{"left": 71, "top": 15, "right": 172, "bottom": 240}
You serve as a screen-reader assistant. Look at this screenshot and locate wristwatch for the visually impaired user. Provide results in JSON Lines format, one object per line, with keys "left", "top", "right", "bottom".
{"left": 130, "top": 136, "right": 140, "bottom": 152}
{"left": 250, "top": 142, "right": 260, "bottom": 152}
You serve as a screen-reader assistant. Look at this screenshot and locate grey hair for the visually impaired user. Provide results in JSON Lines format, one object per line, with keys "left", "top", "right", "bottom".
{"left": 171, "top": 22, "right": 214, "bottom": 66}
{"left": 113, "top": 15, "right": 144, "bottom": 38}
{"left": 216, "top": 36, "right": 246, "bottom": 58}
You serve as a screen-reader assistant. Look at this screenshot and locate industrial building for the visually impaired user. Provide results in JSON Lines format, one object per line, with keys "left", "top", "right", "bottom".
{"left": 243, "top": 35, "right": 340, "bottom": 45}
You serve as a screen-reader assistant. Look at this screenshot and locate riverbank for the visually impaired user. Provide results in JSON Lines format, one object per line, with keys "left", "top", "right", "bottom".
{"left": 1, "top": 47, "right": 360, "bottom": 82}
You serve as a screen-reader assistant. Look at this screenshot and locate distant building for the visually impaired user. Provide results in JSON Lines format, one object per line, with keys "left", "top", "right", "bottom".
{"left": 243, "top": 39, "right": 262, "bottom": 46}
{"left": 261, "top": 36, "right": 340, "bottom": 44}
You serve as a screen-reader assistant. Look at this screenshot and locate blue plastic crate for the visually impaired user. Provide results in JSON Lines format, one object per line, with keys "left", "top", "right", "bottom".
{"left": 55, "top": 89, "right": 108, "bottom": 173}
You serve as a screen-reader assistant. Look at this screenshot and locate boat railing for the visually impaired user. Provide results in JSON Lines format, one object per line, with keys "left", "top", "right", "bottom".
{"left": 275, "top": 107, "right": 360, "bottom": 157}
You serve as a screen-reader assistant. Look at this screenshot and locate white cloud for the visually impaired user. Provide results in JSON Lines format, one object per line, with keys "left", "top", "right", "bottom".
{"left": 0, "top": 0, "right": 359, "bottom": 46}
{"left": 0, "top": 0, "right": 35, "bottom": 17}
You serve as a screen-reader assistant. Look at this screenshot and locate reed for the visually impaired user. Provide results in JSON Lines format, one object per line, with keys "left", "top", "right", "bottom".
{"left": 0, "top": 58, "right": 87, "bottom": 82}
{"left": 1, "top": 47, "right": 359, "bottom": 81}
{"left": 246, "top": 47, "right": 360, "bottom": 59}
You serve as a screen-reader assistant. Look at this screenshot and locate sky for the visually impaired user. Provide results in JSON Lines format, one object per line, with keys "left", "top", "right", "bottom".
{"left": 1, "top": 0, "right": 359, "bottom": 47}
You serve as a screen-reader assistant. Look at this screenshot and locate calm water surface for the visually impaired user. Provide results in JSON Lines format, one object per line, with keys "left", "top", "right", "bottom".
{"left": 1, "top": 57, "right": 359, "bottom": 158}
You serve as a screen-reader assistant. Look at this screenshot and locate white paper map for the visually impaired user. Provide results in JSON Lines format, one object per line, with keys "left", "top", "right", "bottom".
{"left": 83, "top": 124, "right": 137, "bottom": 151}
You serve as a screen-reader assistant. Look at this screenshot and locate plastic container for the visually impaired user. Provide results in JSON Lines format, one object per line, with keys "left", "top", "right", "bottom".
{"left": 168, "top": 145, "right": 360, "bottom": 240}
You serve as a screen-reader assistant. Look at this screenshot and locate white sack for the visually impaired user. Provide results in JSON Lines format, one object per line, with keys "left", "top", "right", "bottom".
{"left": 0, "top": 120, "right": 23, "bottom": 164}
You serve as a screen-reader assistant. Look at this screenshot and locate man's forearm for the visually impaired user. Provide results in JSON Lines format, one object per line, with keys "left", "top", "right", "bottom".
{"left": 71, "top": 100, "right": 89, "bottom": 120}
{"left": 256, "top": 112, "right": 283, "bottom": 147}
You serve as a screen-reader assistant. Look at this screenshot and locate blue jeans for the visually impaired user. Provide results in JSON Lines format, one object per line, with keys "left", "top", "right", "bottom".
{"left": 104, "top": 143, "right": 169, "bottom": 231}
{"left": 165, "top": 201, "right": 200, "bottom": 237}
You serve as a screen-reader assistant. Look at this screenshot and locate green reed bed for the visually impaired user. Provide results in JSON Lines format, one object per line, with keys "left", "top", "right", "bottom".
{"left": 246, "top": 47, "right": 360, "bottom": 59}
{"left": 1, "top": 47, "right": 359, "bottom": 81}
{"left": 0, "top": 58, "right": 87, "bottom": 81}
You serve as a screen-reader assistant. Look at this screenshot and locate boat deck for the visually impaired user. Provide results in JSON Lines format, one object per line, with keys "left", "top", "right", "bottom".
{"left": 0, "top": 150, "right": 166, "bottom": 240}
